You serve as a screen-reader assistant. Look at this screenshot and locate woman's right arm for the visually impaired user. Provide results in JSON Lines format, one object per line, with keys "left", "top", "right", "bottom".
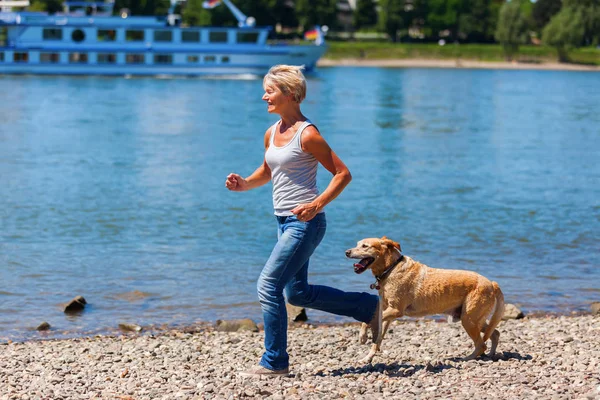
{"left": 225, "top": 128, "right": 272, "bottom": 192}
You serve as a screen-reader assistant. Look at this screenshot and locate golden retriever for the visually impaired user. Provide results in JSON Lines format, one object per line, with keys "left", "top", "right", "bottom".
{"left": 346, "top": 236, "right": 504, "bottom": 363}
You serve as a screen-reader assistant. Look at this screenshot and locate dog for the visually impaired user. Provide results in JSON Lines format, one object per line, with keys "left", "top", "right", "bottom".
{"left": 346, "top": 236, "right": 504, "bottom": 363}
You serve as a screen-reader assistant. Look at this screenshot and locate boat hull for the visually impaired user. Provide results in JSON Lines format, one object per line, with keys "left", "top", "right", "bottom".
{"left": 0, "top": 45, "right": 327, "bottom": 76}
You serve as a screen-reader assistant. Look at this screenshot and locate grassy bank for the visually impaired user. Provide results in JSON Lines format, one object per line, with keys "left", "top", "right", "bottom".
{"left": 323, "top": 42, "right": 600, "bottom": 66}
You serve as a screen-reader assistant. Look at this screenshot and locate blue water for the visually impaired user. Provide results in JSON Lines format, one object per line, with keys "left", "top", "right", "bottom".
{"left": 1, "top": 68, "right": 599, "bottom": 342}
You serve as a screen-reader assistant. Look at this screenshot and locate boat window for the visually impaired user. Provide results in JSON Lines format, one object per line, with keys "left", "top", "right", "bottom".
{"left": 72, "top": 29, "right": 85, "bottom": 43}
{"left": 154, "top": 31, "right": 172, "bottom": 42}
{"left": 40, "top": 53, "right": 60, "bottom": 63}
{"left": 126, "top": 30, "right": 145, "bottom": 42}
{"left": 126, "top": 54, "right": 145, "bottom": 64}
{"left": 187, "top": 55, "right": 199, "bottom": 63}
{"left": 69, "top": 53, "right": 88, "bottom": 63}
{"left": 204, "top": 55, "right": 216, "bottom": 63}
{"left": 182, "top": 31, "right": 200, "bottom": 42}
{"left": 97, "top": 29, "right": 116, "bottom": 42}
{"left": 154, "top": 54, "right": 173, "bottom": 64}
{"left": 43, "top": 28, "right": 63, "bottom": 41}
{"left": 290, "top": 53, "right": 307, "bottom": 58}
{"left": 221, "top": 56, "right": 230, "bottom": 63}
{"left": 209, "top": 31, "right": 227, "bottom": 43}
{"left": 98, "top": 53, "right": 117, "bottom": 64}
{"left": 0, "top": 27, "right": 7, "bottom": 47}
{"left": 14, "top": 52, "right": 28, "bottom": 63}
{"left": 236, "top": 32, "right": 258, "bottom": 43}
{"left": 0, "top": 52, "right": 4, "bottom": 62}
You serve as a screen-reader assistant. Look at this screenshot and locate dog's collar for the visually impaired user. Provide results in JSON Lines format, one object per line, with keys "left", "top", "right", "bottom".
{"left": 370, "top": 255, "right": 404, "bottom": 290}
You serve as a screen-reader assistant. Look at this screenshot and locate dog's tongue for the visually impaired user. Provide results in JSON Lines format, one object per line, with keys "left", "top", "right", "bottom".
{"left": 354, "top": 259, "right": 370, "bottom": 268}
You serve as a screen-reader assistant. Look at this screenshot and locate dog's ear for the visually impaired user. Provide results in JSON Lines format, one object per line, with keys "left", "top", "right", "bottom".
{"left": 380, "top": 236, "right": 401, "bottom": 252}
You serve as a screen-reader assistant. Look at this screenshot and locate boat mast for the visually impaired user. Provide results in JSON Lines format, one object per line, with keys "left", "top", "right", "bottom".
{"left": 221, "top": 0, "right": 254, "bottom": 28}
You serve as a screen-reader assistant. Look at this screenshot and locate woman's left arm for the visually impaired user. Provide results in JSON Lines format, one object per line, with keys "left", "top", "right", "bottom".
{"left": 291, "top": 126, "right": 352, "bottom": 221}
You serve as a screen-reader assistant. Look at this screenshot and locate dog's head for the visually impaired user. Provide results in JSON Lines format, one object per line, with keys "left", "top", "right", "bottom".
{"left": 345, "top": 236, "right": 401, "bottom": 274}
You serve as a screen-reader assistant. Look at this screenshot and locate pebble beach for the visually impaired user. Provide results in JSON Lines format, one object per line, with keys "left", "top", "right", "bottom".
{"left": 1, "top": 314, "right": 599, "bottom": 399}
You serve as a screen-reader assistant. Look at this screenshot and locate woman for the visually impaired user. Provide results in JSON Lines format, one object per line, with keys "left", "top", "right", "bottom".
{"left": 225, "top": 65, "right": 380, "bottom": 377}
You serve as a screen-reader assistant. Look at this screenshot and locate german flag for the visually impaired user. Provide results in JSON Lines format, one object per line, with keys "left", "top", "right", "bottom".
{"left": 202, "top": 0, "right": 221, "bottom": 9}
{"left": 304, "top": 28, "right": 319, "bottom": 41}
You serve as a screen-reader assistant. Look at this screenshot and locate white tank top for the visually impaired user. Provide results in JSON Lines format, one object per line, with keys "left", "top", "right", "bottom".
{"left": 265, "top": 120, "right": 320, "bottom": 216}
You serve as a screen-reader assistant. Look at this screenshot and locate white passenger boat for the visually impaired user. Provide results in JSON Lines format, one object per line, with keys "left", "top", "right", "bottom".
{"left": 0, "top": 0, "right": 327, "bottom": 75}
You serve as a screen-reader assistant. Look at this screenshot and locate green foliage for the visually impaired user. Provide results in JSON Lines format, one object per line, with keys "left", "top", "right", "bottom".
{"left": 180, "top": 0, "right": 211, "bottom": 26}
{"left": 562, "top": 0, "right": 600, "bottom": 46}
{"left": 495, "top": 0, "right": 529, "bottom": 60}
{"left": 542, "top": 7, "right": 586, "bottom": 61}
{"left": 28, "top": 0, "right": 62, "bottom": 14}
{"left": 113, "top": 0, "right": 171, "bottom": 16}
{"left": 353, "top": 0, "right": 378, "bottom": 31}
{"left": 458, "top": 0, "right": 495, "bottom": 42}
{"left": 295, "top": 0, "right": 338, "bottom": 30}
{"left": 532, "top": 0, "right": 562, "bottom": 31}
{"left": 378, "top": 0, "right": 404, "bottom": 42}
{"left": 427, "top": 0, "right": 462, "bottom": 40}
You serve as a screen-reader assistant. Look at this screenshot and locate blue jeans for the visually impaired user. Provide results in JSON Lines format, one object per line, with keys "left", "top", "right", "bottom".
{"left": 257, "top": 213, "right": 378, "bottom": 370}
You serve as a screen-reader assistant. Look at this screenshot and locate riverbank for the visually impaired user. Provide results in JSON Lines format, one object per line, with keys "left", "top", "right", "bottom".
{"left": 1, "top": 314, "right": 598, "bottom": 399}
{"left": 322, "top": 42, "right": 600, "bottom": 68}
{"left": 318, "top": 57, "right": 600, "bottom": 71}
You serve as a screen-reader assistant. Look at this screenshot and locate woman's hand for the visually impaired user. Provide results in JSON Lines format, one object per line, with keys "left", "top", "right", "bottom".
{"left": 291, "top": 202, "right": 321, "bottom": 221}
{"left": 225, "top": 173, "right": 249, "bottom": 192}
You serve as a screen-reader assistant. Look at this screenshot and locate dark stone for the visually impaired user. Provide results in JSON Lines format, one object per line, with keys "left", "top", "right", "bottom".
{"left": 286, "top": 303, "right": 308, "bottom": 322}
{"left": 36, "top": 322, "right": 51, "bottom": 331}
{"left": 64, "top": 296, "right": 87, "bottom": 313}
{"left": 119, "top": 323, "right": 142, "bottom": 333}
{"left": 503, "top": 303, "right": 525, "bottom": 320}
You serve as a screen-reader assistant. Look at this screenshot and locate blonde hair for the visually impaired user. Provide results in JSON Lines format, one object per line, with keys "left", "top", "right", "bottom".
{"left": 263, "top": 65, "right": 307, "bottom": 104}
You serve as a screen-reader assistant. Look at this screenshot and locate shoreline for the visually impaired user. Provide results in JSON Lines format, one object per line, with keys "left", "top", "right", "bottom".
{"left": 1, "top": 314, "right": 598, "bottom": 398}
{"left": 318, "top": 57, "right": 600, "bottom": 71}
{"left": 1, "top": 307, "right": 596, "bottom": 345}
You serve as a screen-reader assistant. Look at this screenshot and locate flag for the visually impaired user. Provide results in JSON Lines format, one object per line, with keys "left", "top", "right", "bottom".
{"left": 304, "top": 28, "right": 319, "bottom": 41}
{"left": 202, "top": 0, "right": 221, "bottom": 9}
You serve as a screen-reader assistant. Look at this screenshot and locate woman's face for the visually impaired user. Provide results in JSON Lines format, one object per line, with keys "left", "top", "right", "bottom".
{"left": 262, "top": 81, "right": 291, "bottom": 114}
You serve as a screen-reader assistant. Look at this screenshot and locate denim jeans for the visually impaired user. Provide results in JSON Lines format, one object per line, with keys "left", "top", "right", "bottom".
{"left": 257, "top": 213, "right": 378, "bottom": 371}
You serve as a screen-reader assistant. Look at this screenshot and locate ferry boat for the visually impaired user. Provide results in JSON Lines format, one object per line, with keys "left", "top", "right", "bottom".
{"left": 0, "top": 0, "right": 327, "bottom": 76}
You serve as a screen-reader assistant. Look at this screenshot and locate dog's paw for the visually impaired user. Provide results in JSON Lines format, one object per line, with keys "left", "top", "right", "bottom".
{"left": 360, "top": 353, "right": 375, "bottom": 364}
{"left": 359, "top": 331, "right": 368, "bottom": 344}
{"left": 359, "top": 323, "right": 369, "bottom": 344}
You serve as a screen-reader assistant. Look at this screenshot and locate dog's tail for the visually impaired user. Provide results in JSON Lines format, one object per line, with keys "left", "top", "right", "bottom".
{"left": 482, "top": 281, "right": 504, "bottom": 342}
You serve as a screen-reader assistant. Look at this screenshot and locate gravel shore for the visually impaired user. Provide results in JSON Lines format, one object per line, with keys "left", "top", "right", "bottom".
{"left": 1, "top": 315, "right": 599, "bottom": 399}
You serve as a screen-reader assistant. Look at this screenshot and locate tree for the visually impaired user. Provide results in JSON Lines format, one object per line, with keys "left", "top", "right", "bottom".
{"left": 495, "top": 0, "right": 529, "bottom": 60}
{"left": 295, "top": 0, "right": 338, "bottom": 30}
{"left": 542, "top": 7, "right": 586, "bottom": 61}
{"left": 458, "top": 0, "right": 496, "bottom": 42}
{"left": 532, "top": 0, "right": 562, "bottom": 32}
{"left": 28, "top": 0, "right": 63, "bottom": 14}
{"left": 354, "top": 0, "right": 378, "bottom": 31}
{"left": 379, "top": 0, "right": 404, "bottom": 42}
{"left": 113, "top": 0, "right": 171, "bottom": 16}
{"left": 181, "top": 0, "right": 212, "bottom": 26}
{"left": 562, "top": 0, "right": 600, "bottom": 46}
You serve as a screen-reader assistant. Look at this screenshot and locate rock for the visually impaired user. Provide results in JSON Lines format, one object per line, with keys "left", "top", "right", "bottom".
{"left": 36, "top": 322, "right": 51, "bottom": 331}
{"left": 64, "top": 296, "right": 87, "bottom": 313}
{"left": 286, "top": 304, "right": 308, "bottom": 322}
{"left": 118, "top": 323, "right": 143, "bottom": 333}
{"left": 503, "top": 304, "right": 525, "bottom": 320}
{"left": 590, "top": 302, "right": 600, "bottom": 315}
{"left": 214, "top": 319, "right": 258, "bottom": 332}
